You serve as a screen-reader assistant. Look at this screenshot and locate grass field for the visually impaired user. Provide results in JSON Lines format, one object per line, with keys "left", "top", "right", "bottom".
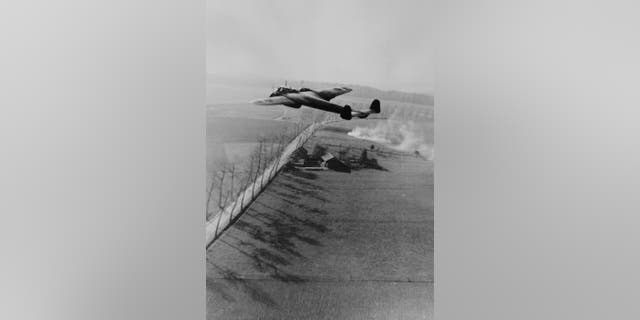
{"left": 207, "top": 120, "right": 434, "bottom": 319}
{"left": 207, "top": 116, "right": 297, "bottom": 143}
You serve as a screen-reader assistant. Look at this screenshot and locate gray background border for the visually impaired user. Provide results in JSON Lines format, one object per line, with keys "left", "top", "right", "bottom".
{"left": 435, "top": 1, "right": 640, "bottom": 319}
{"left": 1, "top": 1, "right": 205, "bottom": 319}
{"left": 2, "top": 1, "right": 640, "bottom": 319}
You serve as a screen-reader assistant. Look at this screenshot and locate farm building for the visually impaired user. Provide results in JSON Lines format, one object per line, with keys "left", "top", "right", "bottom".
{"left": 320, "top": 153, "right": 351, "bottom": 173}
{"left": 291, "top": 146, "right": 308, "bottom": 165}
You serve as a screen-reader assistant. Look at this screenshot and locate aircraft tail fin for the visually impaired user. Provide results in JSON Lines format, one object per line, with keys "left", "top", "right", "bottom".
{"left": 369, "top": 99, "right": 381, "bottom": 113}
{"left": 340, "top": 101, "right": 379, "bottom": 120}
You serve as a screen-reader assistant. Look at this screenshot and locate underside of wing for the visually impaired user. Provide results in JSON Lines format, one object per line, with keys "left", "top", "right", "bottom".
{"left": 250, "top": 96, "right": 294, "bottom": 105}
{"left": 316, "top": 87, "right": 352, "bottom": 101}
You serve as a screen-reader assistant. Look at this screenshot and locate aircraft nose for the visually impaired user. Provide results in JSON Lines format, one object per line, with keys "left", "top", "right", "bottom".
{"left": 343, "top": 87, "right": 352, "bottom": 92}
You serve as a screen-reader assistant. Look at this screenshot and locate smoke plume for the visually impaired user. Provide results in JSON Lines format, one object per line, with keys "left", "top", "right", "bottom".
{"left": 347, "top": 110, "right": 433, "bottom": 160}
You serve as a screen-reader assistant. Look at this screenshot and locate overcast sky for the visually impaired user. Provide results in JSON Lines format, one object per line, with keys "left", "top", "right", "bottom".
{"left": 207, "top": 0, "right": 433, "bottom": 93}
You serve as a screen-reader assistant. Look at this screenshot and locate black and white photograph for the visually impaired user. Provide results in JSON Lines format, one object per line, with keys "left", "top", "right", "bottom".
{"left": 206, "top": 0, "right": 434, "bottom": 318}
{"left": 8, "top": 1, "right": 640, "bottom": 319}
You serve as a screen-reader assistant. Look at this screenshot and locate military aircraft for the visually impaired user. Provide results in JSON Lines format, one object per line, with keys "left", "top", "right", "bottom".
{"left": 250, "top": 86, "right": 380, "bottom": 120}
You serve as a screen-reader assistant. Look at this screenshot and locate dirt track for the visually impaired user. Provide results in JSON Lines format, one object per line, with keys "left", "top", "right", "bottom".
{"left": 206, "top": 122, "right": 433, "bottom": 319}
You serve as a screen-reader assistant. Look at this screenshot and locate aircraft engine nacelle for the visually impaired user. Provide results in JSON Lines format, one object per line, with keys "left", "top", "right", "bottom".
{"left": 340, "top": 105, "right": 353, "bottom": 120}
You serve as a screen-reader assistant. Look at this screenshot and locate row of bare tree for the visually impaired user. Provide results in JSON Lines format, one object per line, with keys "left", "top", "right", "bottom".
{"left": 206, "top": 120, "right": 318, "bottom": 221}
{"left": 204, "top": 109, "right": 344, "bottom": 247}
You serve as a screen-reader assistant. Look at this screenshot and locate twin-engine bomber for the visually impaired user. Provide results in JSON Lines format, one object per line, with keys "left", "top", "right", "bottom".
{"left": 251, "top": 86, "right": 381, "bottom": 120}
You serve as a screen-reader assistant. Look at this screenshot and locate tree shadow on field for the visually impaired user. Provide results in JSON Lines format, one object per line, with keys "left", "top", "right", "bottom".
{"left": 265, "top": 193, "right": 329, "bottom": 217}
{"left": 287, "top": 168, "right": 318, "bottom": 180}
{"left": 282, "top": 172, "right": 326, "bottom": 192}
{"left": 253, "top": 201, "right": 329, "bottom": 235}
{"left": 223, "top": 218, "right": 314, "bottom": 283}
{"left": 273, "top": 181, "right": 329, "bottom": 203}
{"left": 269, "top": 189, "right": 300, "bottom": 201}
{"left": 206, "top": 262, "right": 278, "bottom": 309}
{"left": 207, "top": 170, "right": 332, "bottom": 310}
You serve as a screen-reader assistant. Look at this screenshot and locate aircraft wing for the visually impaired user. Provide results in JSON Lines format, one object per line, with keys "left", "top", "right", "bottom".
{"left": 250, "top": 96, "right": 293, "bottom": 105}
{"left": 315, "top": 87, "right": 352, "bottom": 100}
{"left": 287, "top": 93, "right": 346, "bottom": 114}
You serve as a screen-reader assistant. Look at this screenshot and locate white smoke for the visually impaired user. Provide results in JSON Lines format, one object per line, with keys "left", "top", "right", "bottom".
{"left": 347, "top": 110, "right": 434, "bottom": 160}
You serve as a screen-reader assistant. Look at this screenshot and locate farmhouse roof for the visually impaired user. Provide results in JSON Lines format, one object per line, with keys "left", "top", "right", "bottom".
{"left": 320, "top": 152, "right": 334, "bottom": 162}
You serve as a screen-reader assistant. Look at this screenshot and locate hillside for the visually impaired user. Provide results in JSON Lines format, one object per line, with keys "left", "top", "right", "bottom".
{"left": 207, "top": 74, "right": 433, "bottom": 106}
